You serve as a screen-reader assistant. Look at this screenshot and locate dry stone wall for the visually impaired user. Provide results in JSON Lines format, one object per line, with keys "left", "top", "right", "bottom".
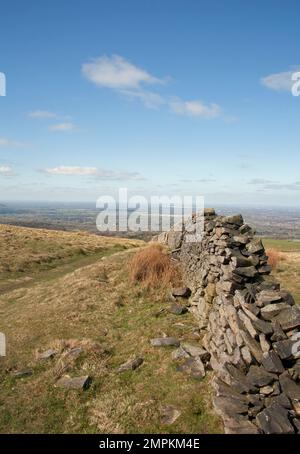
{"left": 157, "top": 209, "right": 300, "bottom": 434}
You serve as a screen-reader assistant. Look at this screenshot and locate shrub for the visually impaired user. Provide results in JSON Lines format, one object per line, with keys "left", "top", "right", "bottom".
{"left": 129, "top": 244, "right": 181, "bottom": 288}
{"left": 266, "top": 248, "right": 284, "bottom": 269}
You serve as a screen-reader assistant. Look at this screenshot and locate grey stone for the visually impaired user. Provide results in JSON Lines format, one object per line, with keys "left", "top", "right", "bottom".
{"left": 150, "top": 337, "right": 180, "bottom": 347}
{"left": 37, "top": 349, "right": 57, "bottom": 360}
{"left": 234, "top": 266, "right": 257, "bottom": 278}
{"left": 12, "top": 368, "right": 33, "bottom": 378}
{"left": 252, "top": 318, "right": 273, "bottom": 335}
{"left": 117, "top": 357, "right": 143, "bottom": 373}
{"left": 279, "top": 374, "right": 300, "bottom": 402}
{"left": 260, "top": 385, "right": 274, "bottom": 396}
{"left": 262, "top": 351, "right": 284, "bottom": 374}
{"left": 176, "top": 357, "right": 205, "bottom": 379}
{"left": 171, "top": 287, "right": 191, "bottom": 298}
{"left": 271, "top": 321, "right": 287, "bottom": 342}
{"left": 55, "top": 375, "right": 91, "bottom": 390}
{"left": 256, "top": 403, "right": 294, "bottom": 434}
{"left": 171, "top": 346, "right": 190, "bottom": 360}
{"left": 224, "top": 416, "right": 260, "bottom": 434}
{"left": 274, "top": 306, "right": 300, "bottom": 331}
{"left": 180, "top": 343, "right": 210, "bottom": 362}
{"left": 223, "top": 214, "right": 244, "bottom": 226}
{"left": 246, "top": 239, "right": 264, "bottom": 254}
{"left": 273, "top": 339, "right": 294, "bottom": 360}
{"left": 265, "top": 393, "right": 292, "bottom": 410}
{"left": 161, "top": 405, "right": 181, "bottom": 425}
{"left": 240, "top": 330, "right": 263, "bottom": 363}
{"left": 260, "top": 303, "right": 290, "bottom": 320}
{"left": 213, "top": 396, "right": 248, "bottom": 419}
{"left": 256, "top": 290, "right": 282, "bottom": 307}
{"left": 167, "top": 303, "right": 188, "bottom": 315}
{"left": 247, "top": 365, "right": 277, "bottom": 387}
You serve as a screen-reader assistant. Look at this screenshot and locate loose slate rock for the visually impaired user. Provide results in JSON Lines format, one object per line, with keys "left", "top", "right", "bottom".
{"left": 279, "top": 374, "right": 300, "bottom": 402}
{"left": 260, "top": 303, "right": 290, "bottom": 320}
{"left": 161, "top": 405, "right": 181, "bottom": 425}
{"left": 171, "top": 287, "right": 191, "bottom": 298}
{"left": 117, "top": 357, "right": 143, "bottom": 373}
{"left": 256, "top": 403, "right": 294, "bottom": 434}
{"left": 273, "top": 339, "right": 294, "bottom": 360}
{"left": 12, "top": 368, "right": 33, "bottom": 378}
{"left": 176, "top": 357, "right": 205, "bottom": 379}
{"left": 150, "top": 337, "right": 180, "bottom": 347}
{"left": 171, "top": 346, "right": 190, "bottom": 360}
{"left": 274, "top": 306, "right": 300, "bottom": 331}
{"left": 37, "top": 349, "right": 57, "bottom": 360}
{"left": 180, "top": 343, "right": 210, "bottom": 361}
{"left": 262, "top": 351, "right": 284, "bottom": 374}
{"left": 55, "top": 375, "right": 91, "bottom": 390}
{"left": 247, "top": 365, "right": 277, "bottom": 387}
{"left": 167, "top": 303, "right": 188, "bottom": 315}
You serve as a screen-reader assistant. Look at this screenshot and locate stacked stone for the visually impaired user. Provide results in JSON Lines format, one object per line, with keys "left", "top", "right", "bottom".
{"left": 158, "top": 209, "right": 300, "bottom": 434}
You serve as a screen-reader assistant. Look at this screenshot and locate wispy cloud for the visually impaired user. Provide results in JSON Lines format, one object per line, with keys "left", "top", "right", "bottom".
{"left": 43, "top": 166, "right": 145, "bottom": 181}
{"left": 82, "top": 54, "right": 225, "bottom": 119}
{"left": 260, "top": 70, "right": 297, "bottom": 92}
{"left": 0, "top": 137, "right": 25, "bottom": 147}
{"left": 28, "top": 110, "right": 57, "bottom": 118}
{"left": 82, "top": 54, "right": 164, "bottom": 90}
{"left": 248, "top": 178, "right": 300, "bottom": 191}
{"left": 0, "top": 165, "right": 15, "bottom": 176}
{"left": 248, "top": 178, "right": 278, "bottom": 185}
{"left": 169, "top": 98, "right": 221, "bottom": 118}
{"left": 49, "top": 122, "right": 76, "bottom": 132}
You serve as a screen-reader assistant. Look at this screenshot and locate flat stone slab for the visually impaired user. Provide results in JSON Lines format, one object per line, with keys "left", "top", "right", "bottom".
{"left": 37, "top": 349, "right": 57, "bottom": 360}
{"left": 161, "top": 405, "right": 181, "bottom": 425}
{"left": 12, "top": 368, "right": 33, "bottom": 378}
{"left": 171, "top": 287, "right": 191, "bottom": 298}
{"left": 176, "top": 357, "right": 205, "bottom": 379}
{"left": 274, "top": 306, "right": 300, "bottom": 331}
{"left": 117, "top": 357, "right": 143, "bottom": 373}
{"left": 256, "top": 403, "right": 294, "bottom": 434}
{"left": 180, "top": 343, "right": 210, "bottom": 361}
{"left": 260, "top": 303, "right": 290, "bottom": 320}
{"left": 262, "top": 351, "right": 284, "bottom": 374}
{"left": 150, "top": 337, "right": 180, "bottom": 347}
{"left": 55, "top": 375, "right": 91, "bottom": 390}
{"left": 247, "top": 365, "right": 277, "bottom": 387}
{"left": 167, "top": 303, "right": 188, "bottom": 315}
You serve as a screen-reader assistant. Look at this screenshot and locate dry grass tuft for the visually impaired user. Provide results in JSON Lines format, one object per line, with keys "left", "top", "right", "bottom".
{"left": 129, "top": 244, "right": 181, "bottom": 288}
{"left": 266, "top": 248, "right": 285, "bottom": 269}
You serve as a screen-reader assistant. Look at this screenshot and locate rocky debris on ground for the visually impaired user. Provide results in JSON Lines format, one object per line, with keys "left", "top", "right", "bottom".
{"left": 12, "top": 368, "right": 33, "bottom": 378}
{"left": 55, "top": 375, "right": 91, "bottom": 390}
{"left": 117, "top": 357, "right": 144, "bottom": 373}
{"left": 167, "top": 303, "right": 188, "bottom": 315}
{"left": 161, "top": 405, "right": 181, "bottom": 425}
{"left": 36, "top": 349, "right": 58, "bottom": 360}
{"left": 150, "top": 337, "right": 180, "bottom": 347}
{"left": 156, "top": 208, "right": 300, "bottom": 433}
{"left": 171, "top": 287, "right": 191, "bottom": 298}
{"left": 176, "top": 357, "right": 205, "bottom": 379}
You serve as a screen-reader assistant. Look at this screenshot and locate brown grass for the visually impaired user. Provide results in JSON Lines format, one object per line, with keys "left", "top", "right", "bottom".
{"left": 266, "top": 248, "right": 285, "bottom": 269}
{"left": 129, "top": 244, "right": 181, "bottom": 288}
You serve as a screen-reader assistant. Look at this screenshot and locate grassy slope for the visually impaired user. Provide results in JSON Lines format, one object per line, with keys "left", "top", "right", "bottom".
{"left": 0, "top": 226, "right": 221, "bottom": 434}
{"left": 263, "top": 238, "right": 300, "bottom": 305}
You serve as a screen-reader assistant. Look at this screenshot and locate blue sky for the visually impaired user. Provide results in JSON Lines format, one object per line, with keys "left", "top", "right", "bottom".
{"left": 0, "top": 0, "right": 300, "bottom": 206}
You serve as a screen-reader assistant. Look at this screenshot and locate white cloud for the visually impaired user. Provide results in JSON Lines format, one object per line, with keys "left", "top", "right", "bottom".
{"left": 28, "top": 110, "right": 57, "bottom": 118}
{"left": 82, "top": 54, "right": 163, "bottom": 90}
{"left": 0, "top": 137, "right": 24, "bottom": 147}
{"left": 43, "top": 166, "right": 145, "bottom": 180}
{"left": 0, "top": 165, "right": 14, "bottom": 176}
{"left": 169, "top": 98, "right": 221, "bottom": 118}
{"left": 49, "top": 122, "right": 75, "bottom": 132}
{"left": 261, "top": 70, "right": 295, "bottom": 91}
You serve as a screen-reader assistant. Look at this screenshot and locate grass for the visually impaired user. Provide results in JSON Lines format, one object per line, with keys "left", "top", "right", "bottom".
{"left": 0, "top": 226, "right": 221, "bottom": 434}
{"left": 262, "top": 238, "right": 300, "bottom": 305}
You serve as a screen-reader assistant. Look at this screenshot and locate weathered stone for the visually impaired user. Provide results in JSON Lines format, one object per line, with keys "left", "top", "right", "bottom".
{"left": 256, "top": 290, "right": 282, "bottom": 307}
{"left": 224, "top": 415, "right": 260, "bottom": 434}
{"left": 240, "top": 330, "right": 263, "bottom": 363}
{"left": 238, "top": 310, "right": 257, "bottom": 338}
{"left": 55, "top": 375, "right": 91, "bottom": 390}
{"left": 150, "top": 337, "right": 180, "bottom": 347}
{"left": 260, "top": 385, "right": 274, "bottom": 395}
{"left": 274, "top": 306, "right": 300, "bottom": 331}
{"left": 37, "top": 349, "right": 57, "bottom": 360}
{"left": 181, "top": 343, "right": 210, "bottom": 362}
{"left": 241, "top": 346, "right": 252, "bottom": 365}
{"left": 213, "top": 396, "right": 248, "bottom": 419}
{"left": 256, "top": 403, "right": 294, "bottom": 434}
{"left": 12, "top": 368, "right": 33, "bottom": 378}
{"left": 117, "top": 357, "right": 143, "bottom": 373}
{"left": 161, "top": 405, "right": 181, "bottom": 425}
{"left": 247, "top": 365, "right": 277, "bottom": 387}
{"left": 262, "top": 351, "right": 284, "bottom": 374}
{"left": 167, "top": 303, "right": 188, "bottom": 315}
{"left": 279, "top": 374, "right": 300, "bottom": 402}
{"left": 252, "top": 318, "right": 273, "bottom": 335}
{"left": 223, "top": 214, "right": 244, "bottom": 226}
{"left": 260, "top": 303, "right": 290, "bottom": 320}
{"left": 259, "top": 333, "right": 270, "bottom": 353}
{"left": 171, "top": 287, "right": 191, "bottom": 298}
{"left": 246, "top": 239, "right": 264, "bottom": 254}
{"left": 265, "top": 393, "right": 292, "bottom": 409}
{"left": 234, "top": 266, "right": 257, "bottom": 278}
{"left": 204, "top": 208, "right": 216, "bottom": 216}
{"left": 171, "top": 346, "right": 190, "bottom": 360}
{"left": 273, "top": 339, "right": 294, "bottom": 360}
{"left": 271, "top": 321, "right": 287, "bottom": 342}
{"left": 225, "top": 363, "right": 256, "bottom": 393}
{"left": 176, "top": 357, "right": 205, "bottom": 379}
